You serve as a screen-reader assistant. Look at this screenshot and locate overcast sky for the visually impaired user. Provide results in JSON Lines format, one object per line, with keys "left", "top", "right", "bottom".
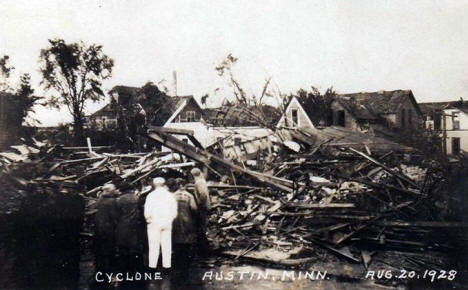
{"left": 1, "top": 0, "right": 468, "bottom": 126}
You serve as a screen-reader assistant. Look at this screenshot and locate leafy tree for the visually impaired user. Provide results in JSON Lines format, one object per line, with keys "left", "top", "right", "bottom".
{"left": 0, "top": 55, "right": 41, "bottom": 128}
{"left": 39, "top": 39, "right": 114, "bottom": 144}
{"left": 139, "top": 81, "right": 172, "bottom": 126}
{"left": 14, "top": 74, "right": 42, "bottom": 126}
{"left": 295, "top": 86, "right": 336, "bottom": 126}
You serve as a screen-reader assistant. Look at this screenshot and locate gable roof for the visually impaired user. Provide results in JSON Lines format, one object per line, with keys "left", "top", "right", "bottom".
{"left": 335, "top": 90, "right": 422, "bottom": 119}
{"left": 164, "top": 95, "right": 200, "bottom": 125}
{"left": 276, "top": 96, "right": 315, "bottom": 128}
{"left": 88, "top": 103, "right": 117, "bottom": 118}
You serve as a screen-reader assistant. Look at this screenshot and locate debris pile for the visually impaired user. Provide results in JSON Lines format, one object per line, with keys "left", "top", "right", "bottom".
{"left": 143, "top": 129, "right": 466, "bottom": 265}
{"left": 1, "top": 128, "right": 466, "bottom": 269}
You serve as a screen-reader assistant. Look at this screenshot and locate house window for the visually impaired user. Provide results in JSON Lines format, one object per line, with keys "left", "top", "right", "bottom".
{"left": 452, "top": 137, "right": 461, "bottom": 155}
{"left": 336, "top": 110, "right": 345, "bottom": 127}
{"left": 408, "top": 110, "right": 412, "bottom": 125}
{"left": 291, "top": 109, "right": 298, "bottom": 127}
{"left": 182, "top": 138, "right": 189, "bottom": 144}
{"left": 401, "top": 109, "right": 406, "bottom": 128}
{"left": 101, "top": 117, "right": 107, "bottom": 129}
{"left": 433, "top": 112, "right": 441, "bottom": 130}
{"left": 186, "top": 111, "right": 195, "bottom": 122}
{"left": 106, "top": 119, "right": 117, "bottom": 129}
{"left": 452, "top": 112, "right": 460, "bottom": 130}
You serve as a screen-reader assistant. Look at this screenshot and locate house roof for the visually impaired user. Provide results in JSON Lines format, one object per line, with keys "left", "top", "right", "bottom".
{"left": 318, "top": 126, "right": 415, "bottom": 153}
{"left": 163, "top": 95, "right": 199, "bottom": 125}
{"left": 276, "top": 96, "right": 315, "bottom": 128}
{"left": 89, "top": 103, "right": 117, "bottom": 118}
{"left": 419, "top": 100, "right": 468, "bottom": 114}
{"left": 335, "top": 90, "right": 422, "bottom": 119}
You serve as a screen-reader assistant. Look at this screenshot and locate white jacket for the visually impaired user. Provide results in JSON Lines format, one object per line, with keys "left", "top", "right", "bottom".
{"left": 144, "top": 186, "right": 178, "bottom": 227}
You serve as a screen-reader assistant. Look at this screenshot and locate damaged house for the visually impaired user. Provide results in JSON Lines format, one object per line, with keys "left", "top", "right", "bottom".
{"left": 330, "top": 90, "right": 422, "bottom": 136}
{"left": 203, "top": 103, "right": 281, "bottom": 162}
{"left": 87, "top": 86, "right": 416, "bottom": 159}
{"left": 419, "top": 99, "right": 468, "bottom": 155}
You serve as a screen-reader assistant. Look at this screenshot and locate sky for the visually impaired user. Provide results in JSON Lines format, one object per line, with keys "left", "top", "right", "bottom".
{"left": 1, "top": 0, "right": 468, "bottom": 126}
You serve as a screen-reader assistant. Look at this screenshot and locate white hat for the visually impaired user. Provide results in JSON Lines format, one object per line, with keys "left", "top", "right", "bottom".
{"left": 153, "top": 177, "right": 166, "bottom": 187}
{"left": 190, "top": 168, "right": 201, "bottom": 177}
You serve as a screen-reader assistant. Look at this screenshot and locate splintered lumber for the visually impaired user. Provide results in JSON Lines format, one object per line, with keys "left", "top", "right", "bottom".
{"left": 120, "top": 157, "right": 161, "bottom": 179}
{"left": 146, "top": 130, "right": 293, "bottom": 192}
{"left": 349, "top": 148, "right": 418, "bottom": 187}
{"left": 59, "top": 156, "right": 104, "bottom": 164}
{"left": 62, "top": 146, "right": 113, "bottom": 150}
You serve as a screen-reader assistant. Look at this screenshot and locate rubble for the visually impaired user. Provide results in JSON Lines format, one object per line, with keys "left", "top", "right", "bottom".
{"left": 0, "top": 127, "right": 467, "bottom": 273}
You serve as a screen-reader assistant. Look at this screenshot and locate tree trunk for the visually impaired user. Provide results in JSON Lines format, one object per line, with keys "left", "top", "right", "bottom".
{"left": 73, "top": 111, "right": 84, "bottom": 145}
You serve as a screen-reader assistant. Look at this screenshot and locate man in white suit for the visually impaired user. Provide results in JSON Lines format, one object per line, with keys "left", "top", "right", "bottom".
{"left": 144, "top": 177, "right": 178, "bottom": 269}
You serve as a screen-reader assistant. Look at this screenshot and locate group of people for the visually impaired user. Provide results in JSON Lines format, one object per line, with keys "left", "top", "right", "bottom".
{"left": 93, "top": 167, "right": 211, "bottom": 276}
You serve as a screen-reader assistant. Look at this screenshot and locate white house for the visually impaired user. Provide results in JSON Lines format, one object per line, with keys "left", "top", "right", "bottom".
{"left": 276, "top": 96, "right": 315, "bottom": 131}
{"left": 419, "top": 100, "right": 468, "bottom": 155}
{"left": 161, "top": 95, "right": 211, "bottom": 150}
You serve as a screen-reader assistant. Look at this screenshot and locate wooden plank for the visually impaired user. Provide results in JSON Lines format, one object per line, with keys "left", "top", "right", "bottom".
{"left": 148, "top": 126, "right": 194, "bottom": 136}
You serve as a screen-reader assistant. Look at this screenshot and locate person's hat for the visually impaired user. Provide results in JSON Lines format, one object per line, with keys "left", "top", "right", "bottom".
{"left": 190, "top": 168, "right": 201, "bottom": 177}
{"left": 101, "top": 183, "right": 116, "bottom": 197}
{"left": 153, "top": 177, "right": 165, "bottom": 187}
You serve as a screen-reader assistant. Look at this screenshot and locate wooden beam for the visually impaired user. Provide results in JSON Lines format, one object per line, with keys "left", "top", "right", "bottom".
{"left": 148, "top": 126, "right": 194, "bottom": 136}
{"left": 146, "top": 130, "right": 293, "bottom": 192}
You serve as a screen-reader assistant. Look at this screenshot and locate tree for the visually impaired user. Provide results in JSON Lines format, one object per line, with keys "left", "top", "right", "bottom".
{"left": 39, "top": 39, "right": 114, "bottom": 144}
{"left": 215, "top": 54, "right": 277, "bottom": 129}
{"left": 0, "top": 55, "right": 41, "bottom": 128}
{"left": 14, "top": 73, "right": 42, "bottom": 126}
{"left": 139, "top": 81, "right": 172, "bottom": 126}
{"left": 0, "top": 55, "right": 14, "bottom": 91}
{"left": 295, "top": 86, "right": 336, "bottom": 126}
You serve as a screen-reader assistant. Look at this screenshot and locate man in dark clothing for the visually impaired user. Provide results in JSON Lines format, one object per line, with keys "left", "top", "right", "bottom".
{"left": 172, "top": 178, "right": 198, "bottom": 281}
{"left": 115, "top": 189, "right": 145, "bottom": 272}
{"left": 94, "top": 183, "right": 119, "bottom": 273}
{"left": 190, "top": 168, "right": 211, "bottom": 253}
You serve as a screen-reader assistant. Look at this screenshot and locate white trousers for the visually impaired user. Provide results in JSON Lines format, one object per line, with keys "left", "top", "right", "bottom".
{"left": 147, "top": 224, "right": 172, "bottom": 268}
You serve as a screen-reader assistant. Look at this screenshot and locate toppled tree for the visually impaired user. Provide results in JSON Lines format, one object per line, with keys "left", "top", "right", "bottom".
{"left": 215, "top": 54, "right": 279, "bottom": 129}
{"left": 39, "top": 39, "right": 114, "bottom": 144}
